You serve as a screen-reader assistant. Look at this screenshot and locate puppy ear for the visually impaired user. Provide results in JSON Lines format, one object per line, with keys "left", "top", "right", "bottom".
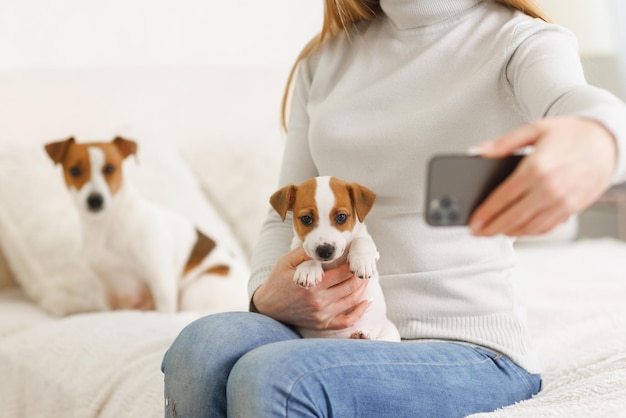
{"left": 112, "top": 136, "right": 138, "bottom": 159}
{"left": 269, "top": 185, "right": 297, "bottom": 221}
{"left": 44, "top": 137, "right": 75, "bottom": 164}
{"left": 347, "top": 183, "right": 376, "bottom": 222}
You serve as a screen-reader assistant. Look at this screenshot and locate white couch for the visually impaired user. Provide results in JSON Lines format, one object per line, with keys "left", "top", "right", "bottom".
{"left": 1, "top": 68, "right": 625, "bottom": 417}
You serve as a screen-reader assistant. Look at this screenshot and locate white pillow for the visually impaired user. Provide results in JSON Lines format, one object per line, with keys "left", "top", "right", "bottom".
{"left": 180, "top": 135, "right": 284, "bottom": 259}
{"left": 0, "top": 139, "right": 248, "bottom": 315}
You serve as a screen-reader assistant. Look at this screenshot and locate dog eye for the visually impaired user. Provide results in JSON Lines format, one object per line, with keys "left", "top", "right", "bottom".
{"left": 69, "top": 166, "right": 82, "bottom": 178}
{"left": 103, "top": 164, "right": 116, "bottom": 175}
{"left": 335, "top": 214, "right": 348, "bottom": 225}
{"left": 300, "top": 215, "right": 314, "bottom": 226}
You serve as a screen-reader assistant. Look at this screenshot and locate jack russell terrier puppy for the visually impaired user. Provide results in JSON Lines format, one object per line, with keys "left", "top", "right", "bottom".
{"left": 45, "top": 136, "right": 247, "bottom": 313}
{"left": 270, "top": 176, "right": 400, "bottom": 341}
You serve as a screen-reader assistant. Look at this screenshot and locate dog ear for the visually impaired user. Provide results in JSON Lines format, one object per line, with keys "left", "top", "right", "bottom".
{"left": 112, "top": 136, "right": 138, "bottom": 159}
{"left": 347, "top": 183, "right": 376, "bottom": 222}
{"left": 44, "top": 137, "right": 75, "bottom": 164}
{"left": 269, "top": 185, "right": 297, "bottom": 221}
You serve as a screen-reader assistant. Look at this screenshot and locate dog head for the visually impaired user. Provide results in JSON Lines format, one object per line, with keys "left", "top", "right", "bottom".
{"left": 45, "top": 136, "right": 137, "bottom": 214}
{"left": 270, "top": 176, "right": 376, "bottom": 264}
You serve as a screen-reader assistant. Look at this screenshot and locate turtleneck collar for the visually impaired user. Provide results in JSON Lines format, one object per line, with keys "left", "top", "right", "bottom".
{"left": 380, "top": 0, "right": 483, "bottom": 30}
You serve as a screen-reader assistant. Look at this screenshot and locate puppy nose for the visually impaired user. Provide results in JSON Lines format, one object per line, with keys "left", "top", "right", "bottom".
{"left": 316, "top": 244, "right": 335, "bottom": 261}
{"left": 87, "top": 193, "right": 104, "bottom": 212}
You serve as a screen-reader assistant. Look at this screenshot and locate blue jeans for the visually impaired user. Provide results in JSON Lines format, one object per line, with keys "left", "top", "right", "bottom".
{"left": 162, "top": 312, "right": 541, "bottom": 417}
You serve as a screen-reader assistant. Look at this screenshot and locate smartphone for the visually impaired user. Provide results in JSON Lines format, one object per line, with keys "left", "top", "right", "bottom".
{"left": 425, "top": 154, "right": 523, "bottom": 226}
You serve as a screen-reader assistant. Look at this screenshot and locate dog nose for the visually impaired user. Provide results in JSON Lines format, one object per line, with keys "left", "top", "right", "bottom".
{"left": 316, "top": 244, "right": 335, "bottom": 261}
{"left": 87, "top": 193, "right": 104, "bottom": 212}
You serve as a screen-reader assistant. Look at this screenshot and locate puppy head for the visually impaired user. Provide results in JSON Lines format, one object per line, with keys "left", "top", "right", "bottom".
{"left": 45, "top": 136, "right": 137, "bottom": 214}
{"left": 270, "top": 176, "right": 376, "bottom": 263}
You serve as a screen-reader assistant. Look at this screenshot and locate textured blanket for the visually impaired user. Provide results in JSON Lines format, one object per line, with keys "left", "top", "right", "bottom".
{"left": 472, "top": 239, "right": 626, "bottom": 417}
{"left": 1, "top": 239, "right": 625, "bottom": 417}
{"left": 0, "top": 292, "right": 199, "bottom": 418}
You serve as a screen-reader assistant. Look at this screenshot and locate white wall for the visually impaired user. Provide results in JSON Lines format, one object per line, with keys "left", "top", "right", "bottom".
{"left": 613, "top": 0, "right": 626, "bottom": 98}
{"left": 538, "top": 0, "right": 618, "bottom": 56}
{"left": 0, "top": 1, "right": 324, "bottom": 69}
{"left": 2, "top": 1, "right": 623, "bottom": 68}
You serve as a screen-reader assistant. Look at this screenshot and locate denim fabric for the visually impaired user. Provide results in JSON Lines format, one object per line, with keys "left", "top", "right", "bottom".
{"left": 162, "top": 312, "right": 541, "bottom": 417}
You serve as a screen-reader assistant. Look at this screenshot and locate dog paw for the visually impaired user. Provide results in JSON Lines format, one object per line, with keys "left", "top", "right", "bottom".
{"left": 350, "top": 330, "right": 371, "bottom": 340}
{"left": 349, "top": 256, "right": 378, "bottom": 280}
{"left": 293, "top": 261, "right": 324, "bottom": 288}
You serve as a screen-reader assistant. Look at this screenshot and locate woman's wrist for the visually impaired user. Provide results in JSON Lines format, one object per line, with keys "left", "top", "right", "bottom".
{"left": 249, "top": 289, "right": 260, "bottom": 313}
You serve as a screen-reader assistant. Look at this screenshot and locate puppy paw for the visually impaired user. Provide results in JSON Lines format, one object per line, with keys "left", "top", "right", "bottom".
{"left": 350, "top": 330, "right": 371, "bottom": 340}
{"left": 294, "top": 260, "right": 324, "bottom": 288}
{"left": 349, "top": 255, "right": 378, "bottom": 280}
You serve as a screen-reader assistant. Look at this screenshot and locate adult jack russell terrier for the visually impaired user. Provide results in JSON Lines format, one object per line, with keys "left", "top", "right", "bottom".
{"left": 45, "top": 136, "right": 247, "bottom": 313}
{"left": 270, "top": 176, "right": 400, "bottom": 341}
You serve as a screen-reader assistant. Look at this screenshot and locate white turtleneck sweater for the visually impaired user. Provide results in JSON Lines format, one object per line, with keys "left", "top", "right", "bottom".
{"left": 249, "top": 0, "right": 626, "bottom": 373}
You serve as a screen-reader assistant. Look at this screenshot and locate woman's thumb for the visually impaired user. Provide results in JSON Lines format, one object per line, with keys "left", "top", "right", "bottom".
{"left": 468, "top": 122, "right": 542, "bottom": 158}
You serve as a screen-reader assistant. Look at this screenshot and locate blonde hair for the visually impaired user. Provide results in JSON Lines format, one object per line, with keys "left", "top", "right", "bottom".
{"left": 281, "top": 0, "right": 551, "bottom": 129}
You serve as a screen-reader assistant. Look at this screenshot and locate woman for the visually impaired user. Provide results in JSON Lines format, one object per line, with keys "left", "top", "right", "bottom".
{"left": 162, "top": 0, "right": 626, "bottom": 416}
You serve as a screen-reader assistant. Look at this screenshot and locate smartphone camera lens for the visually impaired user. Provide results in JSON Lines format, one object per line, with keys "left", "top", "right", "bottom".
{"left": 430, "top": 210, "right": 443, "bottom": 224}
{"left": 446, "top": 210, "right": 460, "bottom": 223}
{"left": 428, "top": 195, "right": 461, "bottom": 226}
{"left": 440, "top": 196, "right": 452, "bottom": 209}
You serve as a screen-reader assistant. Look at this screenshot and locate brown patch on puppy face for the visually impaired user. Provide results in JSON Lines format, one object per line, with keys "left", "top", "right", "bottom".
{"left": 291, "top": 178, "right": 320, "bottom": 242}
{"left": 94, "top": 141, "right": 128, "bottom": 195}
{"left": 328, "top": 177, "right": 357, "bottom": 232}
{"left": 60, "top": 143, "right": 92, "bottom": 190}
{"left": 45, "top": 137, "right": 91, "bottom": 190}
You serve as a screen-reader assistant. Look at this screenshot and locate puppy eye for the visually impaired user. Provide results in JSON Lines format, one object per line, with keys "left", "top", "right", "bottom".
{"left": 300, "top": 215, "right": 314, "bottom": 226}
{"left": 69, "top": 166, "right": 82, "bottom": 178}
{"left": 335, "top": 214, "right": 348, "bottom": 225}
{"left": 103, "top": 164, "right": 115, "bottom": 175}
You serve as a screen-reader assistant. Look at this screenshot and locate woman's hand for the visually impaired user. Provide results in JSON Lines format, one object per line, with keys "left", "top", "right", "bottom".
{"left": 469, "top": 117, "right": 617, "bottom": 237}
{"left": 252, "top": 247, "right": 371, "bottom": 331}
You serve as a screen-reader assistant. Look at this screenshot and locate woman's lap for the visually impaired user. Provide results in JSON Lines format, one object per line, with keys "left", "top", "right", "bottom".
{"left": 162, "top": 312, "right": 541, "bottom": 418}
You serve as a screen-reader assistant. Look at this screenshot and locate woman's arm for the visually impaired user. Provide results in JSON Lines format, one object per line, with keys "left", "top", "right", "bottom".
{"left": 470, "top": 25, "right": 626, "bottom": 237}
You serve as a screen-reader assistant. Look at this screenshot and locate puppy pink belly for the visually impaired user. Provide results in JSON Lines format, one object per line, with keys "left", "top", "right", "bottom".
{"left": 297, "top": 300, "right": 390, "bottom": 340}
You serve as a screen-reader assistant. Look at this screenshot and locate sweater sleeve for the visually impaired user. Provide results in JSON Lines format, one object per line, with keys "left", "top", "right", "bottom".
{"left": 247, "top": 59, "right": 320, "bottom": 298}
{"left": 505, "top": 21, "right": 626, "bottom": 184}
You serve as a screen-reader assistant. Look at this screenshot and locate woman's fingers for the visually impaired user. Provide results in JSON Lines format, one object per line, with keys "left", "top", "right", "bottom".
{"left": 284, "top": 246, "right": 312, "bottom": 269}
{"left": 470, "top": 122, "right": 542, "bottom": 158}
{"left": 325, "top": 297, "right": 373, "bottom": 331}
{"left": 470, "top": 118, "right": 617, "bottom": 237}
{"left": 306, "top": 266, "right": 370, "bottom": 330}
